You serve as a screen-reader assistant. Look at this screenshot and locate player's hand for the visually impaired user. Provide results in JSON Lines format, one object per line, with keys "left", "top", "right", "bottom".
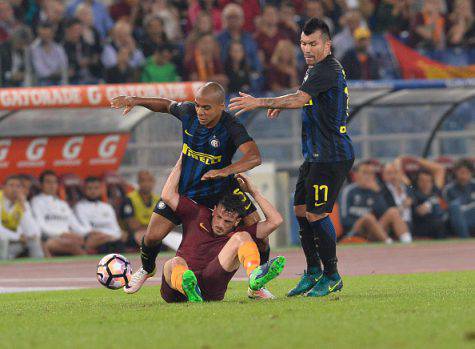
{"left": 236, "top": 173, "right": 258, "bottom": 195}
{"left": 110, "top": 95, "right": 136, "bottom": 115}
{"left": 267, "top": 108, "right": 281, "bottom": 119}
{"left": 229, "top": 92, "right": 260, "bottom": 117}
{"left": 201, "top": 169, "right": 229, "bottom": 181}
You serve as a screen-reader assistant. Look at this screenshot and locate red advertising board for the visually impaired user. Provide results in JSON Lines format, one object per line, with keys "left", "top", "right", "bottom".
{"left": 0, "top": 134, "right": 129, "bottom": 181}
{"left": 0, "top": 82, "right": 202, "bottom": 110}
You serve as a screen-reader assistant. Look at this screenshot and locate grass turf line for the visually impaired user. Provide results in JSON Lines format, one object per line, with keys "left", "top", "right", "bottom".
{"left": 0, "top": 271, "right": 474, "bottom": 349}
{"left": 1, "top": 239, "right": 471, "bottom": 265}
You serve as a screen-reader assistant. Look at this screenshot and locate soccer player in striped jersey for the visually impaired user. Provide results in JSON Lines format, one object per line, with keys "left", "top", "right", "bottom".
{"left": 229, "top": 18, "right": 355, "bottom": 297}
{"left": 111, "top": 82, "right": 273, "bottom": 298}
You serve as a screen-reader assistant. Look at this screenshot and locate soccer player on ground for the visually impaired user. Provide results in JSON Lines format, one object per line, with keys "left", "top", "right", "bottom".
{"left": 111, "top": 82, "right": 273, "bottom": 298}
{"left": 159, "top": 156, "right": 285, "bottom": 302}
{"left": 229, "top": 18, "right": 354, "bottom": 297}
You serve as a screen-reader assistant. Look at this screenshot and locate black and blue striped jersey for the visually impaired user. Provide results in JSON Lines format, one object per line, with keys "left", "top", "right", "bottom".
{"left": 299, "top": 54, "right": 354, "bottom": 163}
{"left": 169, "top": 102, "right": 253, "bottom": 202}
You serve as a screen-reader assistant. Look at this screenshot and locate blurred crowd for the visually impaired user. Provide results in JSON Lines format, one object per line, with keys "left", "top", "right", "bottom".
{"left": 1, "top": 155, "right": 474, "bottom": 259}
{"left": 337, "top": 156, "right": 475, "bottom": 243}
{"left": 0, "top": 170, "right": 160, "bottom": 259}
{"left": 1, "top": 0, "right": 474, "bottom": 89}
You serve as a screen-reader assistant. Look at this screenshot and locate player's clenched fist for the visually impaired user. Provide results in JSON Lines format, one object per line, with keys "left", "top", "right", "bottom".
{"left": 236, "top": 173, "right": 257, "bottom": 195}
{"left": 110, "top": 95, "right": 136, "bottom": 115}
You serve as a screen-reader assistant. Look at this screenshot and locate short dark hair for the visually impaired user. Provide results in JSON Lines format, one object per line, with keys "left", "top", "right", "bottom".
{"left": 302, "top": 17, "right": 331, "bottom": 40}
{"left": 38, "top": 20, "right": 53, "bottom": 29}
{"left": 39, "top": 170, "right": 57, "bottom": 184}
{"left": 65, "top": 18, "right": 82, "bottom": 29}
{"left": 354, "top": 160, "right": 374, "bottom": 172}
{"left": 17, "top": 173, "right": 33, "bottom": 181}
{"left": 415, "top": 169, "right": 433, "bottom": 182}
{"left": 453, "top": 159, "right": 474, "bottom": 173}
{"left": 85, "top": 176, "right": 101, "bottom": 184}
{"left": 218, "top": 193, "right": 246, "bottom": 217}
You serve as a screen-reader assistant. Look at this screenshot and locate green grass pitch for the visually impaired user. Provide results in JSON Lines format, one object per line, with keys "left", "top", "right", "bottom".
{"left": 1, "top": 271, "right": 474, "bottom": 349}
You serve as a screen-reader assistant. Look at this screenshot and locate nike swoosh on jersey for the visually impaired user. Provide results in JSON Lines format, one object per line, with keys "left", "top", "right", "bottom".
{"left": 184, "top": 129, "right": 193, "bottom": 137}
{"left": 315, "top": 202, "right": 326, "bottom": 207}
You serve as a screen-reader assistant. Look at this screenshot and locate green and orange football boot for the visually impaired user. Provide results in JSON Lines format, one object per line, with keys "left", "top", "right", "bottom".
{"left": 182, "top": 270, "right": 203, "bottom": 303}
{"left": 249, "top": 256, "right": 286, "bottom": 292}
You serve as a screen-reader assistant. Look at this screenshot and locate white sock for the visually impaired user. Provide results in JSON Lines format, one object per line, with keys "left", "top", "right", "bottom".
{"left": 385, "top": 238, "right": 394, "bottom": 244}
{"left": 399, "top": 232, "right": 412, "bottom": 243}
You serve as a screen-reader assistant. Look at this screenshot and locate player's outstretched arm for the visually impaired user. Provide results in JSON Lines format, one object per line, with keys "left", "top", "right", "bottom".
{"left": 236, "top": 174, "right": 283, "bottom": 239}
{"left": 201, "top": 141, "right": 261, "bottom": 181}
{"left": 110, "top": 96, "right": 176, "bottom": 115}
{"left": 160, "top": 156, "right": 182, "bottom": 211}
{"left": 229, "top": 90, "right": 311, "bottom": 116}
{"left": 400, "top": 155, "right": 446, "bottom": 189}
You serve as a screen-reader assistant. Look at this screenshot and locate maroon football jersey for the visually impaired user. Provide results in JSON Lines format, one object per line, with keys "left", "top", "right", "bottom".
{"left": 174, "top": 196, "right": 259, "bottom": 272}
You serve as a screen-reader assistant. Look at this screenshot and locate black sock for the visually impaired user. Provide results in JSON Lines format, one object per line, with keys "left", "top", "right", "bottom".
{"left": 309, "top": 216, "right": 338, "bottom": 276}
{"left": 259, "top": 245, "right": 271, "bottom": 264}
{"left": 140, "top": 236, "right": 162, "bottom": 274}
{"left": 297, "top": 216, "right": 322, "bottom": 273}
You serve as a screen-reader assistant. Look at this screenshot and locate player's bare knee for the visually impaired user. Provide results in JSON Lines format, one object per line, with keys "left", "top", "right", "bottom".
{"left": 386, "top": 207, "right": 399, "bottom": 218}
{"left": 163, "top": 259, "right": 174, "bottom": 284}
{"left": 363, "top": 213, "right": 377, "bottom": 223}
{"left": 164, "top": 257, "right": 186, "bottom": 276}
{"left": 231, "top": 231, "right": 252, "bottom": 245}
{"left": 169, "top": 256, "right": 186, "bottom": 268}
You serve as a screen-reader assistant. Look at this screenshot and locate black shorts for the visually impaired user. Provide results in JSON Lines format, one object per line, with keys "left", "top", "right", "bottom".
{"left": 294, "top": 159, "right": 354, "bottom": 214}
{"left": 154, "top": 178, "right": 257, "bottom": 225}
{"left": 160, "top": 256, "right": 236, "bottom": 302}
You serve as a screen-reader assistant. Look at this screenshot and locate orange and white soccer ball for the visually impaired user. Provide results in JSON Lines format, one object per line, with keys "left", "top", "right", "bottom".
{"left": 96, "top": 253, "right": 132, "bottom": 290}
